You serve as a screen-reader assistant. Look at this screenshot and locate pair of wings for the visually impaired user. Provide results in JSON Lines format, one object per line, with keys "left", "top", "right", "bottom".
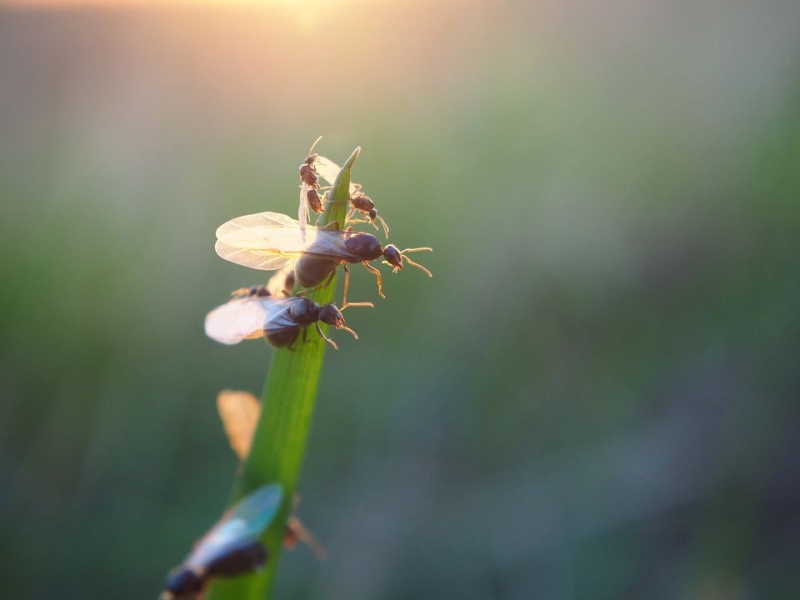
{"left": 215, "top": 211, "right": 359, "bottom": 272}
{"left": 297, "top": 155, "right": 359, "bottom": 226}
{"left": 204, "top": 295, "right": 307, "bottom": 345}
{"left": 183, "top": 483, "right": 283, "bottom": 574}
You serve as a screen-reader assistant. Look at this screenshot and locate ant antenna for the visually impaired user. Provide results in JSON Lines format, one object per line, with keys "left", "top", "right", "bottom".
{"left": 375, "top": 215, "right": 390, "bottom": 238}
{"left": 339, "top": 325, "right": 359, "bottom": 340}
{"left": 383, "top": 247, "right": 433, "bottom": 276}
{"left": 308, "top": 135, "right": 323, "bottom": 155}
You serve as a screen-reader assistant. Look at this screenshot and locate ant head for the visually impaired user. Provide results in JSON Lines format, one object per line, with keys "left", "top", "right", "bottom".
{"left": 304, "top": 153, "right": 318, "bottom": 165}
{"left": 383, "top": 244, "right": 403, "bottom": 271}
{"left": 382, "top": 245, "right": 434, "bottom": 276}
{"left": 368, "top": 208, "right": 378, "bottom": 222}
{"left": 345, "top": 232, "right": 383, "bottom": 261}
{"left": 164, "top": 567, "right": 204, "bottom": 599}
{"left": 318, "top": 304, "right": 346, "bottom": 329}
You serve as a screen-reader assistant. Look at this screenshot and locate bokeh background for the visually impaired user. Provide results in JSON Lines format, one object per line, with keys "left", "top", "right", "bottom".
{"left": 2, "top": 1, "right": 799, "bottom": 598}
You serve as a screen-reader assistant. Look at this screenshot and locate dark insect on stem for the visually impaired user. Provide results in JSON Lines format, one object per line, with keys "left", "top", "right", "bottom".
{"left": 347, "top": 191, "right": 390, "bottom": 238}
{"left": 161, "top": 484, "right": 283, "bottom": 600}
{"left": 298, "top": 137, "right": 325, "bottom": 225}
{"left": 215, "top": 212, "right": 432, "bottom": 303}
{"left": 205, "top": 292, "right": 366, "bottom": 350}
{"left": 314, "top": 155, "right": 391, "bottom": 238}
{"left": 294, "top": 228, "right": 431, "bottom": 304}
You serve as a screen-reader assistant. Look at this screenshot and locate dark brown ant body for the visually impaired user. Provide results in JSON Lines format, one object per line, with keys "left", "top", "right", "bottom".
{"left": 215, "top": 211, "right": 432, "bottom": 302}
{"left": 348, "top": 191, "right": 390, "bottom": 237}
{"left": 299, "top": 145, "right": 324, "bottom": 219}
{"left": 161, "top": 484, "right": 282, "bottom": 600}
{"left": 298, "top": 154, "right": 319, "bottom": 188}
{"left": 164, "top": 542, "right": 266, "bottom": 600}
{"left": 294, "top": 228, "right": 431, "bottom": 303}
{"left": 263, "top": 296, "right": 353, "bottom": 350}
{"left": 306, "top": 188, "right": 323, "bottom": 213}
{"left": 205, "top": 290, "right": 358, "bottom": 350}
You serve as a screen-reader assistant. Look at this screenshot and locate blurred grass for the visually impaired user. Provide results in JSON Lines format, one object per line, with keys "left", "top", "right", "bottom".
{"left": 0, "top": 2, "right": 799, "bottom": 599}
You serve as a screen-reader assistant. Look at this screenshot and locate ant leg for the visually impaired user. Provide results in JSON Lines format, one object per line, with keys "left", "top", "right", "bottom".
{"left": 362, "top": 261, "right": 384, "bottom": 298}
{"left": 341, "top": 263, "right": 350, "bottom": 308}
{"left": 286, "top": 516, "right": 328, "bottom": 561}
{"left": 339, "top": 264, "right": 374, "bottom": 310}
{"left": 302, "top": 327, "right": 309, "bottom": 344}
{"left": 315, "top": 322, "right": 339, "bottom": 350}
{"left": 368, "top": 216, "right": 380, "bottom": 233}
{"left": 376, "top": 215, "right": 390, "bottom": 238}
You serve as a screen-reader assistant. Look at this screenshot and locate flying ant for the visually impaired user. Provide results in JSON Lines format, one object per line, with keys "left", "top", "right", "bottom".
{"left": 214, "top": 211, "right": 432, "bottom": 303}
{"left": 161, "top": 484, "right": 283, "bottom": 600}
{"left": 298, "top": 137, "right": 324, "bottom": 226}
{"left": 314, "top": 155, "right": 390, "bottom": 238}
{"left": 204, "top": 290, "right": 360, "bottom": 350}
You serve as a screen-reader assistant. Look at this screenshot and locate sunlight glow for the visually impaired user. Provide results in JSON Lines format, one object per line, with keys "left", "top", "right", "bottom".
{"left": 1, "top": 0, "right": 376, "bottom": 6}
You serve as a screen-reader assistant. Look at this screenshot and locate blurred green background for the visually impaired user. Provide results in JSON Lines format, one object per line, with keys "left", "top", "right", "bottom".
{"left": 1, "top": 1, "right": 799, "bottom": 598}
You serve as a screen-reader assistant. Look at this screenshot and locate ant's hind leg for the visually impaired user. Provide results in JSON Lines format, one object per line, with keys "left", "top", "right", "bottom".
{"left": 341, "top": 264, "right": 351, "bottom": 308}
{"left": 340, "top": 264, "right": 374, "bottom": 310}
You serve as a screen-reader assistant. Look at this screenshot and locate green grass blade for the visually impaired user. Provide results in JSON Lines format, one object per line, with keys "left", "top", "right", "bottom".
{"left": 205, "top": 147, "right": 361, "bottom": 600}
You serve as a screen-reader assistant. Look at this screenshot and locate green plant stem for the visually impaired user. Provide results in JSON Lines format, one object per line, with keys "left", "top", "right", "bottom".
{"left": 206, "top": 147, "right": 360, "bottom": 600}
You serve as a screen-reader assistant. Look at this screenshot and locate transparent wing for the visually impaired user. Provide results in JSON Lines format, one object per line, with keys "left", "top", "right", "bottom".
{"left": 204, "top": 296, "right": 296, "bottom": 345}
{"left": 315, "top": 155, "right": 358, "bottom": 194}
{"left": 185, "top": 484, "right": 284, "bottom": 571}
{"left": 214, "top": 240, "right": 295, "bottom": 271}
{"left": 217, "top": 390, "right": 260, "bottom": 461}
{"left": 298, "top": 180, "right": 310, "bottom": 226}
{"left": 214, "top": 211, "right": 359, "bottom": 271}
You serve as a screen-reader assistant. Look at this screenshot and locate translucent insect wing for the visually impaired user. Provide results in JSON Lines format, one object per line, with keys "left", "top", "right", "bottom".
{"left": 215, "top": 212, "right": 355, "bottom": 270}
{"left": 216, "top": 212, "right": 362, "bottom": 272}
{"left": 214, "top": 240, "right": 295, "bottom": 271}
{"left": 314, "top": 155, "right": 358, "bottom": 195}
{"left": 205, "top": 297, "right": 294, "bottom": 345}
{"left": 298, "top": 180, "right": 310, "bottom": 226}
{"left": 216, "top": 213, "right": 296, "bottom": 269}
{"left": 184, "top": 484, "right": 284, "bottom": 572}
{"left": 216, "top": 211, "right": 300, "bottom": 240}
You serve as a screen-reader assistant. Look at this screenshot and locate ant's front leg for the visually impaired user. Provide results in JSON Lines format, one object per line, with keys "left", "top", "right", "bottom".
{"left": 362, "top": 261, "right": 384, "bottom": 299}
{"left": 315, "top": 323, "right": 339, "bottom": 350}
